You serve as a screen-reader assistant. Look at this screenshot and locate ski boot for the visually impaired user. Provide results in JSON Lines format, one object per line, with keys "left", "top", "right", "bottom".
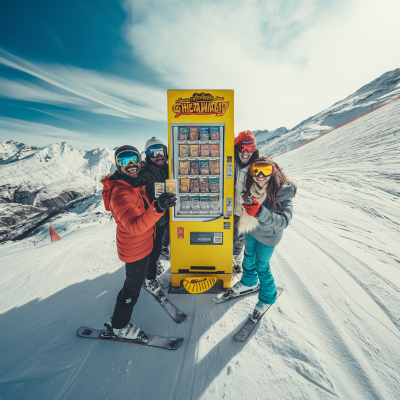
{"left": 214, "top": 281, "right": 260, "bottom": 303}
{"left": 144, "top": 278, "right": 167, "bottom": 303}
{"left": 231, "top": 281, "right": 258, "bottom": 295}
{"left": 232, "top": 254, "right": 243, "bottom": 276}
{"left": 160, "top": 246, "right": 170, "bottom": 261}
{"left": 102, "top": 318, "right": 149, "bottom": 343}
{"left": 251, "top": 299, "right": 272, "bottom": 322}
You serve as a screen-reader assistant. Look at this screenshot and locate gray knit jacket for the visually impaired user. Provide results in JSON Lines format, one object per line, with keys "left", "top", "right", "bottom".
{"left": 250, "top": 184, "right": 295, "bottom": 247}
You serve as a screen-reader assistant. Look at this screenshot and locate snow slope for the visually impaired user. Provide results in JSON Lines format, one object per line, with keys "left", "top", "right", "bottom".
{"left": 257, "top": 68, "right": 400, "bottom": 156}
{"left": 0, "top": 99, "right": 400, "bottom": 399}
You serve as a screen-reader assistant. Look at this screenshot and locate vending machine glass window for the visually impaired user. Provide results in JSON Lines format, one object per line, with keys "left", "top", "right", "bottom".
{"left": 171, "top": 123, "right": 224, "bottom": 221}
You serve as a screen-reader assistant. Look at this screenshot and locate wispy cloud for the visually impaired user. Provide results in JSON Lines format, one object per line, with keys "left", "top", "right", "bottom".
{"left": 0, "top": 49, "right": 166, "bottom": 122}
{"left": 122, "top": 0, "right": 400, "bottom": 132}
{"left": 0, "top": 77, "right": 87, "bottom": 107}
{"left": 28, "top": 108, "right": 81, "bottom": 124}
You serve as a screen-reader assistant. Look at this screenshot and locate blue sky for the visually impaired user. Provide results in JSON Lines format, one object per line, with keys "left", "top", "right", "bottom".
{"left": 0, "top": 0, "right": 399, "bottom": 150}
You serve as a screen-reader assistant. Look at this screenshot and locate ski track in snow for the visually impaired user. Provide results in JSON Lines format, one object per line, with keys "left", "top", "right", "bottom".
{"left": 1, "top": 99, "right": 400, "bottom": 399}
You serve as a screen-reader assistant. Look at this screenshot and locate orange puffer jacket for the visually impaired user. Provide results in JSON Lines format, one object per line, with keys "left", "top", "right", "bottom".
{"left": 101, "top": 174, "right": 164, "bottom": 262}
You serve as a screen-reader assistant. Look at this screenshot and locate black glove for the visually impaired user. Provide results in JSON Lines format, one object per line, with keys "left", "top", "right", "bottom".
{"left": 155, "top": 192, "right": 177, "bottom": 213}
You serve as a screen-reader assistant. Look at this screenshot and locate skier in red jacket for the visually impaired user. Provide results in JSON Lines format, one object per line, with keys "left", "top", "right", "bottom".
{"left": 101, "top": 145, "right": 176, "bottom": 342}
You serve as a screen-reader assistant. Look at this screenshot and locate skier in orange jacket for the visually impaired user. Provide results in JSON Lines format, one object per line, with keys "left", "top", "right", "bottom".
{"left": 101, "top": 145, "right": 176, "bottom": 342}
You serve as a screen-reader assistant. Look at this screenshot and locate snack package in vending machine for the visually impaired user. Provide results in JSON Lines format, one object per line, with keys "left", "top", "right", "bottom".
{"left": 199, "top": 127, "right": 209, "bottom": 140}
{"left": 210, "top": 196, "right": 220, "bottom": 212}
{"left": 179, "top": 161, "right": 189, "bottom": 175}
{"left": 189, "top": 127, "right": 199, "bottom": 140}
{"left": 190, "top": 144, "right": 199, "bottom": 157}
{"left": 179, "top": 127, "right": 189, "bottom": 140}
{"left": 180, "top": 178, "right": 190, "bottom": 193}
{"left": 210, "top": 127, "right": 220, "bottom": 140}
{"left": 180, "top": 145, "right": 189, "bottom": 158}
{"left": 210, "top": 178, "right": 220, "bottom": 192}
{"left": 210, "top": 160, "right": 220, "bottom": 175}
{"left": 191, "top": 197, "right": 201, "bottom": 212}
{"left": 201, "top": 196, "right": 210, "bottom": 211}
{"left": 200, "top": 144, "right": 210, "bottom": 157}
{"left": 210, "top": 144, "right": 220, "bottom": 157}
{"left": 200, "top": 178, "right": 209, "bottom": 192}
{"left": 180, "top": 196, "right": 191, "bottom": 211}
{"left": 200, "top": 160, "right": 210, "bottom": 175}
{"left": 190, "top": 160, "right": 199, "bottom": 175}
{"left": 190, "top": 178, "right": 200, "bottom": 193}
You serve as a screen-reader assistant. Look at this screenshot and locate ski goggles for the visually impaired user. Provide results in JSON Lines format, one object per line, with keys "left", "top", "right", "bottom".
{"left": 237, "top": 141, "right": 256, "bottom": 153}
{"left": 249, "top": 161, "right": 276, "bottom": 177}
{"left": 115, "top": 150, "right": 142, "bottom": 167}
{"left": 145, "top": 144, "right": 167, "bottom": 159}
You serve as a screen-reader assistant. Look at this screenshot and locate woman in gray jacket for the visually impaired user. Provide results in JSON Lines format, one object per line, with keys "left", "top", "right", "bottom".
{"left": 230, "top": 156, "right": 296, "bottom": 319}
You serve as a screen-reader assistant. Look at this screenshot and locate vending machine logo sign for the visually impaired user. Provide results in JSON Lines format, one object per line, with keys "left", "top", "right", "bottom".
{"left": 172, "top": 92, "right": 230, "bottom": 117}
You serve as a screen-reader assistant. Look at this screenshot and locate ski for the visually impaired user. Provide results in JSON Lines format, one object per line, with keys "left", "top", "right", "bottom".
{"left": 142, "top": 284, "right": 187, "bottom": 323}
{"left": 213, "top": 283, "right": 260, "bottom": 304}
{"left": 234, "top": 287, "right": 283, "bottom": 342}
{"left": 77, "top": 327, "right": 183, "bottom": 350}
{"left": 157, "top": 270, "right": 170, "bottom": 289}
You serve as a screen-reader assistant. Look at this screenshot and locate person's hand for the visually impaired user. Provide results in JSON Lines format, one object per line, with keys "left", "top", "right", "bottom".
{"left": 242, "top": 197, "right": 261, "bottom": 216}
{"left": 155, "top": 192, "right": 177, "bottom": 213}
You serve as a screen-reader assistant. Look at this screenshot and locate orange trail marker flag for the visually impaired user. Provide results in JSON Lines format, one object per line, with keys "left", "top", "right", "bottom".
{"left": 50, "top": 225, "right": 61, "bottom": 242}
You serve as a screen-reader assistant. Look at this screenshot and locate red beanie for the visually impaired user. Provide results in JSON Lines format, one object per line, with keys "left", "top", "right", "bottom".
{"left": 234, "top": 130, "right": 256, "bottom": 145}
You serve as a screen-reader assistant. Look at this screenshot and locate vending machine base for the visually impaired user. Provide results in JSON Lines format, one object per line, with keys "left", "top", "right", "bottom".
{"left": 170, "top": 273, "right": 232, "bottom": 292}
{"left": 169, "top": 223, "right": 234, "bottom": 293}
{"left": 168, "top": 277, "right": 228, "bottom": 295}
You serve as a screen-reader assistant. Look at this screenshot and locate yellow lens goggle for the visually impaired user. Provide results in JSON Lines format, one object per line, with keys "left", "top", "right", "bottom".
{"left": 250, "top": 161, "right": 276, "bottom": 177}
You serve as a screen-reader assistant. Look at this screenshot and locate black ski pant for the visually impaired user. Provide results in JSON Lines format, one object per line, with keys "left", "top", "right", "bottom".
{"left": 162, "top": 222, "right": 170, "bottom": 248}
{"left": 233, "top": 214, "right": 245, "bottom": 256}
{"left": 111, "top": 254, "right": 151, "bottom": 329}
{"left": 146, "top": 225, "right": 165, "bottom": 280}
{"left": 111, "top": 224, "right": 167, "bottom": 329}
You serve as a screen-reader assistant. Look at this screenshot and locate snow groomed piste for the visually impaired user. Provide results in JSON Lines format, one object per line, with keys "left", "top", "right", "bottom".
{"left": 0, "top": 91, "right": 400, "bottom": 399}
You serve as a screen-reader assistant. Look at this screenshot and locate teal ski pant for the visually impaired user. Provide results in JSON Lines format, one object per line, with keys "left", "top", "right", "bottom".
{"left": 240, "top": 233, "right": 277, "bottom": 304}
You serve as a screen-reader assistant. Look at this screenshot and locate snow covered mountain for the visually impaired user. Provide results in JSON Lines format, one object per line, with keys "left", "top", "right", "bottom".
{"left": 0, "top": 140, "right": 39, "bottom": 163}
{"left": 0, "top": 85, "right": 399, "bottom": 400}
{"left": 257, "top": 68, "right": 400, "bottom": 156}
{"left": 253, "top": 127, "right": 288, "bottom": 151}
{"left": 0, "top": 140, "right": 116, "bottom": 241}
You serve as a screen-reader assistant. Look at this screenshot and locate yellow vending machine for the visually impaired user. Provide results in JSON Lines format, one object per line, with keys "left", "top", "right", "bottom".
{"left": 167, "top": 90, "right": 234, "bottom": 293}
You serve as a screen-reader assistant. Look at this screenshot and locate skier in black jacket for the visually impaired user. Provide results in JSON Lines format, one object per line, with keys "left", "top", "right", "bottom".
{"left": 142, "top": 137, "right": 171, "bottom": 277}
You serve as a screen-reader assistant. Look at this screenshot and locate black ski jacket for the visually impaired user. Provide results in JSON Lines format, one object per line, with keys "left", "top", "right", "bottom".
{"left": 142, "top": 158, "right": 169, "bottom": 226}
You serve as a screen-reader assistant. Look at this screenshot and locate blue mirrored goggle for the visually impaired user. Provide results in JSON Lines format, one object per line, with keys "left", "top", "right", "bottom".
{"left": 145, "top": 144, "right": 167, "bottom": 159}
{"left": 115, "top": 150, "right": 141, "bottom": 167}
